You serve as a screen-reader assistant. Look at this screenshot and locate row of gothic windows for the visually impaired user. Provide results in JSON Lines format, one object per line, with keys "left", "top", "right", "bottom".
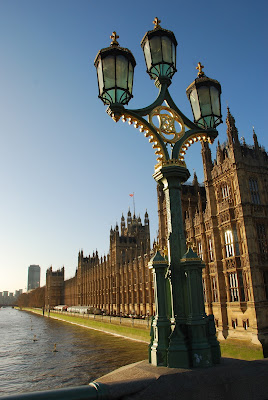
{"left": 218, "top": 178, "right": 261, "bottom": 205}
{"left": 203, "top": 271, "right": 246, "bottom": 304}
{"left": 196, "top": 229, "right": 238, "bottom": 262}
{"left": 196, "top": 237, "right": 214, "bottom": 262}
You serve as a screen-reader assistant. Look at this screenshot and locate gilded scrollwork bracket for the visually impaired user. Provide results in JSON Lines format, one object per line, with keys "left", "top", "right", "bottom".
{"left": 107, "top": 82, "right": 218, "bottom": 171}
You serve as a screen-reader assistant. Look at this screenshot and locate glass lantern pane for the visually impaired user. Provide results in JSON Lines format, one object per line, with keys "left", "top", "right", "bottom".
{"left": 150, "top": 36, "right": 162, "bottom": 63}
{"left": 210, "top": 86, "right": 221, "bottom": 116}
{"left": 150, "top": 65, "right": 160, "bottom": 79}
{"left": 128, "top": 63, "right": 133, "bottom": 93}
{"left": 116, "top": 55, "right": 128, "bottom": 89}
{"left": 97, "top": 59, "right": 104, "bottom": 95}
{"left": 203, "top": 116, "right": 213, "bottom": 128}
{"left": 106, "top": 88, "right": 116, "bottom": 103}
{"left": 116, "top": 88, "right": 125, "bottom": 103}
{"left": 160, "top": 64, "right": 169, "bottom": 76}
{"left": 190, "top": 88, "right": 201, "bottom": 120}
{"left": 143, "top": 38, "right": 152, "bottom": 71}
{"left": 198, "top": 86, "right": 212, "bottom": 117}
{"left": 172, "top": 42, "right": 176, "bottom": 65}
{"left": 161, "top": 36, "right": 172, "bottom": 63}
{"left": 102, "top": 55, "right": 115, "bottom": 89}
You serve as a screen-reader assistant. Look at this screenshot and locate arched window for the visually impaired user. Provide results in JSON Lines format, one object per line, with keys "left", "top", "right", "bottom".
{"left": 225, "top": 230, "right": 234, "bottom": 258}
{"left": 197, "top": 241, "right": 203, "bottom": 260}
{"left": 212, "top": 276, "right": 218, "bottom": 302}
{"left": 229, "top": 273, "right": 239, "bottom": 302}
{"left": 221, "top": 183, "right": 231, "bottom": 200}
{"left": 208, "top": 237, "right": 214, "bottom": 262}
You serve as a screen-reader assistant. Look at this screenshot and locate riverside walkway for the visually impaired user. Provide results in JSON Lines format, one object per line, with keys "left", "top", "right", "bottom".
{"left": 2, "top": 358, "right": 268, "bottom": 399}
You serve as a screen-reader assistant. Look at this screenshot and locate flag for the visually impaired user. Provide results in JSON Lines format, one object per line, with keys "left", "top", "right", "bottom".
{"left": 129, "top": 193, "right": 134, "bottom": 197}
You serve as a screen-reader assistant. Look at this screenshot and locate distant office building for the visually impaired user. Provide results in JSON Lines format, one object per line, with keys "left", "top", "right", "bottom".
{"left": 3, "top": 291, "right": 8, "bottom": 300}
{"left": 27, "top": 265, "right": 40, "bottom": 291}
{"left": 15, "top": 289, "right": 23, "bottom": 298}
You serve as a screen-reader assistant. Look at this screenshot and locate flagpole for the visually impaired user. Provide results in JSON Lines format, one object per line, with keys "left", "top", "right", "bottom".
{"left": 129, "top": 192, "right": 135, "bottom": 216}
{"left": 133, "top": 192, "right": 135, "bottom": 216}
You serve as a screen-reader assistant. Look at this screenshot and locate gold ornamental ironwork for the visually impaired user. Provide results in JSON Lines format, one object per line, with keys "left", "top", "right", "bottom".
{"left": 149, "top": 106, "right": 185, "bottom": 144}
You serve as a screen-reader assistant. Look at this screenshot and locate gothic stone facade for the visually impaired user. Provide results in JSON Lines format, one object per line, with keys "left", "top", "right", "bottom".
{"left": 46, "top": 211, "right": 155, "bottom": 317}
{"left": 46, "top": 109, "right": 268, "bottom": 346}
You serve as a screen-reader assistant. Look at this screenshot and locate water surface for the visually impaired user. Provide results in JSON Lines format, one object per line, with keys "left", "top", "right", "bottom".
{"left": 0, "top": 307, "right": 147, "bottom": 395}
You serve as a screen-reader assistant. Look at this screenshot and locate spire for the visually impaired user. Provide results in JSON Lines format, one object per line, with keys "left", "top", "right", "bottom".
{"left": 188, "top": 198, "right": 193, "bottom": 221}
{"left": 226, "top": 106, "right": 239, "bottom": 145}
{"left": 144, "top": 209, "right": 149, "bottom": 226}
{"left": 253, "top": 126, "right": 259, "bottom": 149}
{"left": 216, "top": 140, "right": 223, "bottom": 164}
{"left": 121, "top": 213, "right": 125, "bottom": 234}
{"left": 198, "top": 192, "right": 202, "bottom": 213}
{"left": 192, "top": 171, "right": 198, "bottom": 190}
{"left": 201, "top": 141, "right": 213, "bottom": 180}
{"left": 127, "top": 208, "right": 132, "bottom": 227}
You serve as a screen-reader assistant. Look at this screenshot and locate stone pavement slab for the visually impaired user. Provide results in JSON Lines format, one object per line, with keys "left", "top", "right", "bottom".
{"left": 97, "top": 358, "right": 268, "bottom": 400}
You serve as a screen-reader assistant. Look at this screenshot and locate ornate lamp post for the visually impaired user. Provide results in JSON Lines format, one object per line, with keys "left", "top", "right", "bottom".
{"left": 95, "top": 18, "right": 222, "bottom": 368}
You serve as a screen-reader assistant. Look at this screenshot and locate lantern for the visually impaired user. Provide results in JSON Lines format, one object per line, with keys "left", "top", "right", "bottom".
{"left": 141, "top": 18, "right": 177, "bottom": 81}
{"left": 186, "top": 62, "right": 222, "bottom": 129}
{"left": 94, "top": 32, "right": 136, "bottom": 105}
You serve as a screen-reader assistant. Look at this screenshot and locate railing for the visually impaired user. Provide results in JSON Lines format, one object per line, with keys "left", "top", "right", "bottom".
{"left": 52, "top": 309, "right": 151, "bottom": 328}
{"left": 0, "top": 382, "right": 110, "bottom": 400}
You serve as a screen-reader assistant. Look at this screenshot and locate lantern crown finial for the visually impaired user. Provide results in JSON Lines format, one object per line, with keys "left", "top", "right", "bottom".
{"left": 153, "top": 17, "right": 161, "bottom": 29}
{"left": 110, "top": 31, "right": 119, "bottom": 46}
{"left": 196, "top": 62, "right": 205, "bottom": 77}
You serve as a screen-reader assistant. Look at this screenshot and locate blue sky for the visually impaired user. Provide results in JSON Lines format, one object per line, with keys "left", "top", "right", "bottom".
{"left": 0, "top": 0, "right": 267, "bottom": 293}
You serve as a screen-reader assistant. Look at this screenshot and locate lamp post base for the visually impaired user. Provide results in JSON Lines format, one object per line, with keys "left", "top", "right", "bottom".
{"left": 167, "top": 324, "right": 190, "bottom": 368}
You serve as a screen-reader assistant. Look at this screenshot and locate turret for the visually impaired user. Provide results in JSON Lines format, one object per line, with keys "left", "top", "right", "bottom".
{"left": 127, "top": 209, "right": 132, "bottom": 227}
{"left": 216, "top": 140, "right": 223, "bottom": 164}
{"left": 201, "top": 141, "right": 213, "bottom": 181}
{"left": 226, "top": 106, "right": 239, "bottom": 146}
{"left": 144, "top": 210, "right": 149, "bottom": 226}
{"left": 121, "top": 214, "right": 125, "bottom": 235}
{"left": 192, "top": 171, "right": 198, "bottom": 190}
{"left": 253, "top": 127, "right": 259, "bottom": 150}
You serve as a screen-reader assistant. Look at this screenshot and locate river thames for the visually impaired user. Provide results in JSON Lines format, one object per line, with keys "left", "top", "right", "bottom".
{"left": 0, "top": 307, "right": 148, "bottom": 396}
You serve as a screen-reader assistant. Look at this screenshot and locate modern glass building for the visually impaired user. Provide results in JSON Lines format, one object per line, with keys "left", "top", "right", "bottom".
{"left": 27, "top": 265, "right": 40, "bottom": 291}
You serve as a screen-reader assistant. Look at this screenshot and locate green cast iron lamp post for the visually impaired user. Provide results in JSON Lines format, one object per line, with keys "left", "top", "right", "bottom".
{"left": 95, "top": 18, "right": 222, "bottom": 368}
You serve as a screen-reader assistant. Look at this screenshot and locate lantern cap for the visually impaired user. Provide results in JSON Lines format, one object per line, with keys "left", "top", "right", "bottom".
{"left": 140, "top": 17, "right": 178, "bottom": 48}
{"left": 186, "top": 75, "right": 221, "bottom": 100}
{"left": 186, "top": 62, "right": 221, "bottom": 98}
{"left": 94, "top": 32, "right": 136, "bottom": 68}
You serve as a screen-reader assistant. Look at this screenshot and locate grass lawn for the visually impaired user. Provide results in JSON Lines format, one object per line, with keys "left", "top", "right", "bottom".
{"left": 20, "top": 308, "right": 264, "bottom": 361}
{"left": 219, "top": 339, "right": 263, "bottom": 361}
{"left": 21, "top": 308, "right": 150, "bottom": 342}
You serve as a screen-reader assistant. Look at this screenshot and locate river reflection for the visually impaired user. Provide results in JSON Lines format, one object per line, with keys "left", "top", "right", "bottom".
{"left": 0, "top": 307, "right": 148, "bottom": 395}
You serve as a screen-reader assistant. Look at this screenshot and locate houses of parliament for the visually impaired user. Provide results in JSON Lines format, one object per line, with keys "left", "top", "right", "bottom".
{"left": 45, "top": 108, "right": 268, "bottom": 347}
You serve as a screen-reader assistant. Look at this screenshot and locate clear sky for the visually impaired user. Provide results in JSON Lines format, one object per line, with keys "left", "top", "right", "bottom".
{"left": 0, "top": 0, "right": 267, "bottom": 293}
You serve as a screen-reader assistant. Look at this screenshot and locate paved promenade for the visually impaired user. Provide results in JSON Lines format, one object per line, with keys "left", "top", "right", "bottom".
{"left": 97, "top": 358, "right": 268, "bottom": 400}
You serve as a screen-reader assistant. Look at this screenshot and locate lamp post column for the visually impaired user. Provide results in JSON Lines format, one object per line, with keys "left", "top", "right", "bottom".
{"left": 153, "top": 164, "right": 190, "bottom": 368}
{"left": 148, "top": 251, "right": 171, "bottom": 366}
